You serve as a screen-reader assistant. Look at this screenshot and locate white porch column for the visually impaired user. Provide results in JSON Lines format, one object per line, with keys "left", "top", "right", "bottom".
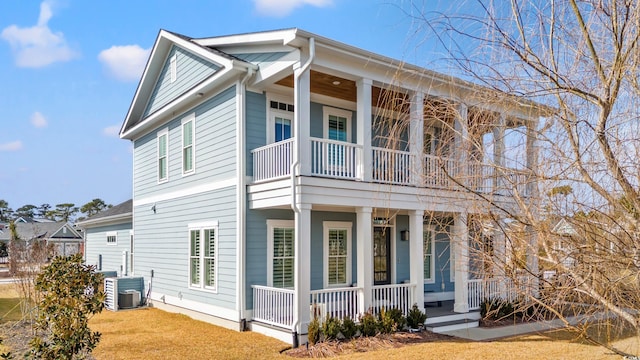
{"left": 294, "top": 203, "right": 312, "bottom": 334}
{"left": 294, "top": 62, "right": 311, "bottom": 176}
{"left": 526, "top": 121, "right": 540, "bottom": 298}
{"left": 454, "top": 104, "right": 469, "bottom": 184}
{"left": 356, "top": 206, "right": 373, "bottom": 314}
{"left": 526, "top": 226, "right": 539, "bottom": 298}
{"left": 493, "top": 114, "right": 506, "bottom": 194}
{"left": 356, "top": 78, "right": 372, "bottom": 181}
{"left": 410, "top": 92, "right": 425, "bottom": 186}
{"left": 453, "top": 212, "right": 469, "bottom": 313}
{"left": 409, "top": 210, "right": 425, "bottom": 311}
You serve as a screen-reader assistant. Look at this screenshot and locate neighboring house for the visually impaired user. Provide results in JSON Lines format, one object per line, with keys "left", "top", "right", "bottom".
{"left": 76, "top": 200, "right": 133, "bottom": 276}
{"left": 0, "top": 222, "right": 83, "bottom": 258}
{"left": 114, "top": 28, "right": 543, "bottom": 345}
{"left": 14, "top": 216, "right": 56, "bottom": 224}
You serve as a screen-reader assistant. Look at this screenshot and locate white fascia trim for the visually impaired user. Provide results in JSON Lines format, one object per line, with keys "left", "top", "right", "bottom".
{"left": 133, "top": 177, "right": 236, "bottom": 206}
{"left": 149, "top": 291, "right": 239, "bottom": 322}
{"left": 251, "top": 49, "right": 300, "bottom": 86}
{"left": 193, "top": 29, "right": 297, "bottom": 48}
{"left": 76, "top": 213, "right": 132, "bottom": 228}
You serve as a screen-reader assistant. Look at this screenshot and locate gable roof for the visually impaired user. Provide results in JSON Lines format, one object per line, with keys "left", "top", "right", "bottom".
{"left": 75, "top": 199, "right": 132, "bottom": 228}
{"left": 0, "top": 222, "right": 82, "bottom": 243}
{"left": 120, "top": 30, "right": 257, "bottom": 140}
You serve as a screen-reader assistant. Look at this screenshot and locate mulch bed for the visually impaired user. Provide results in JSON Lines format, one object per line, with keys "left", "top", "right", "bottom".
{"left": 0, "top": 320, "right": 96, "bottom": 359}
{"left": 286, "top": 330, "right": 456, "bottom": 358}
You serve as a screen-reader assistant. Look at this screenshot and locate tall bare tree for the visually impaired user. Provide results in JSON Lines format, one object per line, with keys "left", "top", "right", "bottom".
{"left": 391, "top": 0, "right": 640, "bottom": 355}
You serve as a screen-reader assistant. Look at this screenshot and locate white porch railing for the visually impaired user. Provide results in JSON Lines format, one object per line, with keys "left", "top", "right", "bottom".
{"left": 310, "top": 287, "right": 360, "bottom": 321}
{"left": 467, "top": 162, "right": 494, "bottom": 193}
{"left": 467, "top": 277, "right": 532, "bottom": 310}
{"left": 310, "top": 138, "right": 361, "bottom": 180}
{"left": 371, "top": 283, "right": 415, "bottom": 316}
{"left": 252, "top": 285, "right": 295, "bottom": 329}
{"left": 251, "top": 138, "right": 293, "bottom": 182}
{"left": 372, "top": 147, "right": 412, "bottom": 185}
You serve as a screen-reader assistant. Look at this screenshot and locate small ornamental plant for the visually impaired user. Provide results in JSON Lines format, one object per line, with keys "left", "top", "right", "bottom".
{"left": 406, "top": 304, "right": 427, "bottom": 329}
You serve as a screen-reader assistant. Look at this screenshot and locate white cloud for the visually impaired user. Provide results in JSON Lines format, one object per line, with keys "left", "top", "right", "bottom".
{"left": 30, "top": 111, "right": 47, "bottom": 128}
{"left": 102, "top": 125, "right": 121, "bottom": 137}
{"left": 98, "top": 45, "right": 150, "bottom": 82}
{"left": 254, "top": 0, "right": 333, "bottom": 17}
{"left": 0, "top": 141, "right": 23, "bottom": 152}
{"left": 0, "top": 1, "right": 78, "bottom": 68}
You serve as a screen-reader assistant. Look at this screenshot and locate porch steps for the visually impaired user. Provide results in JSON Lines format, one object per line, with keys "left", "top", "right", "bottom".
{"left": 425, "top": 312, "right": 481, "bottom": 333}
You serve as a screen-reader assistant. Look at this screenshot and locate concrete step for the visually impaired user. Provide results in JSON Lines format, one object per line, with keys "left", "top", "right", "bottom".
{"left": 426, "top": 319, "right": 480, "bottom": 333}
{"left": 424, "top": 311, "right": 481, "bottom": 325}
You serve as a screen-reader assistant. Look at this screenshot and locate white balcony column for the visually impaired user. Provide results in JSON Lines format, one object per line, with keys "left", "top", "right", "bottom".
{"left": 454, "top": 104, "right": 469, "bottom": 184}
{"left": 409, "top": 209, "right": 425, "bottom": 311}
{"left": 356, "top": 206, "right": 373, "bottom": 314}
{"left": 410, "top": 92, "right": 425, "bottom": 186}
{"left": 525, "top": 121, "right": 539, "bottom": 298}
{"left": 493, "top": 113, "right": 506, "bottom": 194}
{"left": 525, "top": 121, "right": 538, "bottom": 198}
{"left": 453, "top": 211, "right": 469, "bottom": 313}
{"left": 356, "top": 78, "right": 372, "bottom": 181}
{"left": 294, "top": 203, "right": 312, "bottom": 334}
{"left": 293, "top": 62, "right": 312, "bottom": 176}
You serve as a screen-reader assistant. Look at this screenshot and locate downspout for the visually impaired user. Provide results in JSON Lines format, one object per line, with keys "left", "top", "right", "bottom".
{"left": 291, "top": 37, "right": 314, "bottom": 348}
{"left": 237, "top": 67, "right": 254, "bottom": 330}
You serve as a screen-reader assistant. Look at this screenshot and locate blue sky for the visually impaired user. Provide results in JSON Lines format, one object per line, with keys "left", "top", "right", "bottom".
{"left": 0, "top": 0, "right": 451, "bottom": 211}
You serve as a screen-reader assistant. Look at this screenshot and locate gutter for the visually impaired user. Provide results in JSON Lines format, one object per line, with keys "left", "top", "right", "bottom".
{"left": 291, "top": 37, "right": 314, "bottom": 347}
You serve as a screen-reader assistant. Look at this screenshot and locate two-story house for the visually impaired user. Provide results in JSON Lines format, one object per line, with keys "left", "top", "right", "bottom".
{"left": 110, "top": 28, "right": 543, "bottom": 345}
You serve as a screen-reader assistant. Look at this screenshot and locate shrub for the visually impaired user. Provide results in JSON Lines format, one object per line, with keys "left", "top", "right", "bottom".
{"left": 341, "top": 316, "right": 357, "bottom": 340}
{"left": 308, "top": 317, "right": 320, "bottom": 345}
{"left": 378, "top": 307, "right": 406, "bottom": 334}
{"left": 28, "top": 254, "right": 105, "bottom": 360}
{"left": 358, "top": 310, "right": 378, "bottom": 337}
{"left": 406, "top": 304, "right": 427, "bottom": 329}
{"left": 321, "top": 316, "right": 342, "bottom": 341}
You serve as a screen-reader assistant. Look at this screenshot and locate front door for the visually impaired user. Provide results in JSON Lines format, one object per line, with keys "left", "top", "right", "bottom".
{"left": 373, "top": 227, "right": 391, "bottom": 285}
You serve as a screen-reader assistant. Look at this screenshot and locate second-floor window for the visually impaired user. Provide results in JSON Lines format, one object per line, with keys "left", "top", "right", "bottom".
{"left": 157, "top": 129, "right": 168, "bottom": 182}
{"left": 182, "top": 114, "right": 195, "bottom": 174}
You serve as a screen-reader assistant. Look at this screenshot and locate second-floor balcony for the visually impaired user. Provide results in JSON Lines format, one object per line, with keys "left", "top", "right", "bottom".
{"left": 251, "top": 137, "right": 532, "bottom": 197}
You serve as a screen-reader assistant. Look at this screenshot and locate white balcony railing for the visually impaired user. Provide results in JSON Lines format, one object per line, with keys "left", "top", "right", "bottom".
{"left": 251, "top": 138, "right": 293, "bottom": 182}
{"left": 310, "top": 287, "right": 360, "bottom": 321}
{"left": 251, "top": 139, "right": 531, "bottom": 198}
{"left": 372, "top": 147, "right": 412, "bottom": 185}
{"left": 252, "top": 285, "right": 295, "bottom": 329}
{"left": 371, "top": 283, "right": 415, "bottom": 316}
{"left": 310, "top": 138, "right": 361, "bottom": 180}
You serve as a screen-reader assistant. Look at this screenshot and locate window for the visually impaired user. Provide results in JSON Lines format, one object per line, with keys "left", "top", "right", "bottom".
{"left": 182, "top": 115, "right": 195, "bottom": 174}
{"left": 323, "top": 221, "right": 352, "bottom": 288}
{"left": 189, "top": 222, "right": 218, "bottom": 291}
{"left": 323, "top": 107, "right": 352, "bottom": 169}
{"left": 267, "top": 220, "right": 294, "bottom": 288}
{"left": 268, "top": 98, "right": 294, "bottom": 143}
{"left": 157, "top": 129, "right": 168, "bottom": 182}
{"left": 169, "top": 54, "right": 177, "bottom": 83}
{"left": 275, "top": 117, "right": 292, "bottom": 142}
{"left": 106, "top": 231, "right": 117, "bottom": 245}
{"left": 423, "top": 225, "right": 435, "bottom": 283}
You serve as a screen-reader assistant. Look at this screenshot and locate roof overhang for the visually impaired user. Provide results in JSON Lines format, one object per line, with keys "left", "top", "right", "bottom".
{"left": 76, "top": 212, "right": 132, "bottom": 229}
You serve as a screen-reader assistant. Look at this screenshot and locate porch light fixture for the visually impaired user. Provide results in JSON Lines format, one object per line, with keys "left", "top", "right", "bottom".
{"left": 196, "top": 92, "right": 204, "bottom": 97}
{"left": 332, "top": 80, "right": 341, "bottom": 86}
{"left": 400, "top": 230, "right": 409, "bottom": 241}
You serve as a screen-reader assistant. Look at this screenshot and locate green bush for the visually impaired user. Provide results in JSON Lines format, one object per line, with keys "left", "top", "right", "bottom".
{"left": 378, "top": 307, "right": 406, "bottom": 334}
{"left": 341, "top": 316, "right": 357, "bottom": 340}
{"left": 321, "top": 316, "right": 342, "bottom": 341}
{"left": 28, "top": 254, "right": 105, "bottom": 360}
{"left": 358, "top": 310, "right": 378, "bottom": 337}
{"left": 406, "top": 304, "right": 427, "bottom": 329}
{"left": 307, "top": 317, "right": 320, "bottom": 345}
{"left": 481, "top": 298, "right": 518, "bottom": 321}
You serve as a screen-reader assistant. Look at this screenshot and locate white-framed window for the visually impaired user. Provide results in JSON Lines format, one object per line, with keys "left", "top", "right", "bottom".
{"left": 267, "top": 97, "right": 294, "bottom": 143}
{"left": 323, "top": 221, "right": 352, "bottom": 288}
{"left": 423, "top": 225, "right": 435, "bottom": 284}
{"left": 169, "top": 54, "right": 177, "bottom": 83}
{"left": 323, "top": 106, "right": 352, "bottom": 142}
{"left": 189, "top": 221, "right": 218, "bottom": 291}
{"left": 157, "top": 128, "right": 168, "bottom": 183}
{"left": 182, "top": 114, "right": 195, "bottom": 175}
{"left": 106, "top": 231, "right": 117, "bottom": 245}
{"left": 267, "top": 220, "right": 295, "bottom": 288}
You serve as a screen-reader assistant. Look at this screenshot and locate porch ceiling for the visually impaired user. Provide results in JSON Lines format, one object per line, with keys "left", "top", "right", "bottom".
{"left": 275, "top": 70, "right": 409, "bottom": 112}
